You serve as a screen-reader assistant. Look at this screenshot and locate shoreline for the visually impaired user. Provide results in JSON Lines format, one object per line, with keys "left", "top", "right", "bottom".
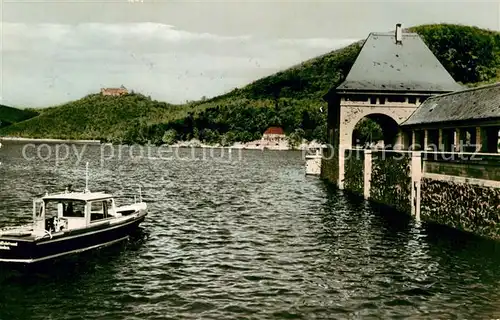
{"left": 0, "top": 136, "right": 326, "bottom": 151}
{"left": 169, "top": 139, "right": 327, "bottom": 151}
{"left": 0, "top": 137, "right": 101, "bottom": 145}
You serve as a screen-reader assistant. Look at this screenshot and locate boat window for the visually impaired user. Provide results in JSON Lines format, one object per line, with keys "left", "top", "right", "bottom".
{"left": 35, "top": 201, "right": 44, "bottom": 218}
{"left": 104, "top": 199, "right": 114, "bottom": 216}
{"left": 62, "top": 201, "right": 85, "bottom": 218}
{"left": 44, "top": 201, "right": 59, "bottom": 219}
{"left": 90, "top": 200, "right": 109, "bottom": 222}
{"left": 44, "top": 200, "right": 84, "bottom": 218}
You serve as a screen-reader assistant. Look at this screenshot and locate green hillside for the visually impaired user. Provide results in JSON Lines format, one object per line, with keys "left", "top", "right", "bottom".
{"left": 0, "top": 105, "right": 38, "bottom": 129}
{"left": 409, "top": 24, "right": 500, "bottom": 85}
{"left": 1, "top": 23, "right": 499, "bottom": 145}
{"left": 0, "top": 94, "right": 188, "bottom": 143}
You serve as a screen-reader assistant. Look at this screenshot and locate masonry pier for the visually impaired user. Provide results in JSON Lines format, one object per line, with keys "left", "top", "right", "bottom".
{"left": 320, "top": 23, "right": 500, "bottom": 240}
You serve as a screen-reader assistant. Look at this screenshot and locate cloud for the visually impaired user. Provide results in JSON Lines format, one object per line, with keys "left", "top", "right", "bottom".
{"left": 1, "top": 22, "right": 358, "bottom": 107}
{"left": 277, "top": 38, "right": 360, "bottom": 49}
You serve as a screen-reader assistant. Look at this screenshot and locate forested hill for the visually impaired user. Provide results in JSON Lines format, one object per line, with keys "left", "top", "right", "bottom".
{"left": 1, "top": 23, "right": 499, "bottom": 145}
{"left": 0, "top": 105, "right": 38, "bottom": 129}
{"left": 410, "top": 24, "right": 500, "bottom": 86}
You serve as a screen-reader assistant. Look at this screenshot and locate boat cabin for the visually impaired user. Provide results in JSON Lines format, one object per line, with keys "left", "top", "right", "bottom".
{"left": 34, "top": 191, "right": 121, "bottom": 233}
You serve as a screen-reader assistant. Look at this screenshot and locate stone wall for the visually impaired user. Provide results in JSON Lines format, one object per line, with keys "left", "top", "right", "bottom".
{"left": 343, "top": 149, "right": 364, "bottom": 195}
{"left": 319, "top": 147, "right": 500, "bottom": 241}
{"left": 370, "top": 151, "right": 412, "bottom": 214}
{"left": 421, "top": 177, "right": 500, "bottom": 240}
{"left": 320, "top": 148, "right": 338, "bottom": 185}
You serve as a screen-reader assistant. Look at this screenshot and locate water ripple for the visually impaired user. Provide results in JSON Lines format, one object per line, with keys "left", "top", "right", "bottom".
{"left": 1, "top": 145, "right": 500, "bottom": 319}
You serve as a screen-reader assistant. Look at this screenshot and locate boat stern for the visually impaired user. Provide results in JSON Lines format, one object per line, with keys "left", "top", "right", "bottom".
{"left": 0, "top": 237, "right": 35, "bottom": 263}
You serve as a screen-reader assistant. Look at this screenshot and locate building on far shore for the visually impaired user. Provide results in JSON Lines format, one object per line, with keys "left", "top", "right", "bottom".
{"left": 242, "top": 126, "right": 288, "bottom": 150}
{"left": 262, "top": 127, "right": 286, "bottom": 144}
{"left": 101, "top": 85, "right": 128, "bottom": 96}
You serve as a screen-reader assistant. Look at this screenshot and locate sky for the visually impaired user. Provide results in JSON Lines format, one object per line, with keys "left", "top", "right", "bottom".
{"left": 1, "top": 0, "right": 499, "bottom": 108}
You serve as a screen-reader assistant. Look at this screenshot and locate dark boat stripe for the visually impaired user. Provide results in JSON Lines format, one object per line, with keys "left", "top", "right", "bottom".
{"left": 0, "top": 236, "right": 129, "bottom": 264}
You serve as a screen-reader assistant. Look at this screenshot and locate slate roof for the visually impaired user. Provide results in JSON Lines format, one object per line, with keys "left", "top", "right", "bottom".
{"left": 335, "top": 32, "right": 463, "bottom": 93}
{"left": 402, "top": 82, "right": 500, "bottom": 126}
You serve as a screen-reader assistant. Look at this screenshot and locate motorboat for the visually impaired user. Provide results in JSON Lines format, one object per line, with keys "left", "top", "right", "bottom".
{"left": 0, "top": 163, "right": 147, "bottom": 264}
{"left": 305, "top": 148, "right": 323, "bottom": 175}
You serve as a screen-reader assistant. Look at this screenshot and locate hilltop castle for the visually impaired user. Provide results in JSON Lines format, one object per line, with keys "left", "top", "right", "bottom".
{"left": 100, "top": 85, "right": 128, "bottom": 96}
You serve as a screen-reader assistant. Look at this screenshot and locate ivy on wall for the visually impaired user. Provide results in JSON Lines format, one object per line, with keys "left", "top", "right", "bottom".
{"left": 321, "top": 149, "right": 339, "bottom": 184}
{"left": 370, "top": 152, "right": 411, "bottom": 214}
{"left": 344, "top": 149, "right": 364, "bottom": 195}
{"left": 421, "top": 178, "right": 500, "bottom": 239}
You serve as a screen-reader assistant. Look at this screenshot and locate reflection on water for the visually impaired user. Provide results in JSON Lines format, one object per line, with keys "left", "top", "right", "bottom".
{"left": 1, "top": 143, "right": 500, "bottom": 319}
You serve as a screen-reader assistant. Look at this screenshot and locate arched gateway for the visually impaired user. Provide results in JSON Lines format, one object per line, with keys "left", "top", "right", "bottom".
{"left": 321, "top": 23, "right": 463, "bottom": 186}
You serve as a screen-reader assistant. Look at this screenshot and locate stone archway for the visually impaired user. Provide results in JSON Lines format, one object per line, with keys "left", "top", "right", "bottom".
{"left": 339, "top": 103, "right": 417, "bottom": 150}
{"left": 323, "top": 94, "right": 423, "bottom": 187}
{"left": 335, "top": 100, "right": 419, "bottom": 188}
{"left": 351, "top": 113, "right": 400, "bottom": 149}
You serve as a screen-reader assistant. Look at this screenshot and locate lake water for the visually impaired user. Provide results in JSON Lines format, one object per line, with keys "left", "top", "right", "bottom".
{"left": 1, "top": 143, "right": 500, "bottom": 319}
